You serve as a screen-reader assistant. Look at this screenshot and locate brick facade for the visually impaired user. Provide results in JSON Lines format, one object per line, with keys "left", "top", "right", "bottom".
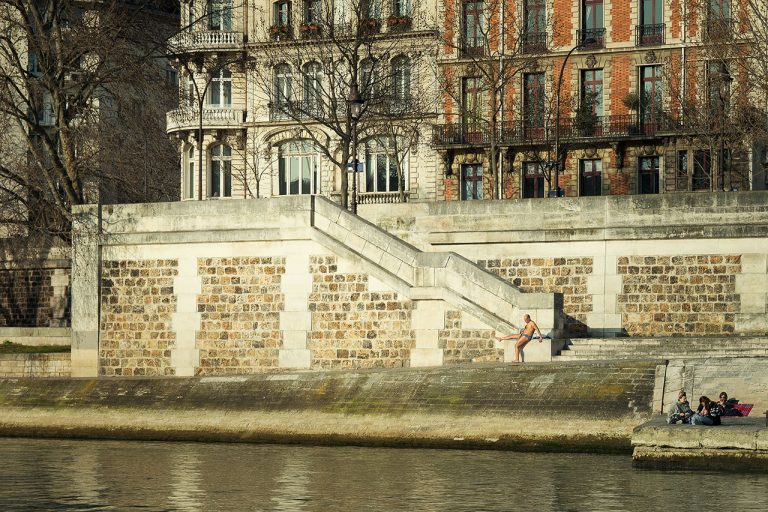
{"left": 479, "top": 257, "right": 594, "bottom": 335}
{"left": 617, "top": 255, "right": 741, "bottom": 336}
{"left": 99, "top": 259, "right": 178, "bottom": 376}
{"left": 308, "top": 255, "right": 414, "bottom": 369}
{"left": 196, "top": 257, "right": 285, "bottom": 375}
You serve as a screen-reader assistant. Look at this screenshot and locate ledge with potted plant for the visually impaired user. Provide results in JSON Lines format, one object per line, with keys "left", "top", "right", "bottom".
{"left": 300, "top": 22, "right": 322, "bottom": 38}
{"left": 360, "top": 17, "right": 381, "bottom": 35}
{"left": 387, "top": 15, "right": 411, "bottom": 32}
{"left": 270, "top": 24, "right": 292, "bottom": 39}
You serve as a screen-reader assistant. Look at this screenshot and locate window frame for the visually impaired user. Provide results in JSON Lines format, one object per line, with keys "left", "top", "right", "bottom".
{"left": 522, "top": 162, "right": 546, "bottom": 199}
{"left": 278, "top": 140, "right": 320, "bottom": 196}
{"left": 209, "top": 144, "right": 232, "bottom": 198}
{"left": 638, "top": 155, "right": 660, "bottom": 194}
{"left": 460, "top": 163, "right": 483, "bottom": 200}
{"left": 208, "top": 68, "right": 232, "bottom": 107}
{"left": 579, "top": 159, "right": 602, "bottom": 196}
{"left": 364, "top": 137, "right": 406, "bottom": 194}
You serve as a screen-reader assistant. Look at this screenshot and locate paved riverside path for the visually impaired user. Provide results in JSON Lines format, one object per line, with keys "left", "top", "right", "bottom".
{"left": 0, "top": 362, "right": 656, "bottom": 452}
{"left": 632, "top": 416, "right": 768, "bottom": 471}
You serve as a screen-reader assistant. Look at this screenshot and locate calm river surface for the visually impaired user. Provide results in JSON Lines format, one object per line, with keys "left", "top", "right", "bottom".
{"left": 1, "top": 438, "right": 767, "bottom": 511}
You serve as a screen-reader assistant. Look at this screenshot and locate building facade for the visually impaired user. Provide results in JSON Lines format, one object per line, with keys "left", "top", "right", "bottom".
{"left": 168, "top": 0, "right": 766, "bottom": 204}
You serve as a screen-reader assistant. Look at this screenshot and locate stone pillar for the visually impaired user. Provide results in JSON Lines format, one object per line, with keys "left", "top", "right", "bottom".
{"left": 411, "top": 300, "right": 445, "bottom": 367}
{"left": 49, "top": 267, "right": 70, "bottom": 328}
{"left": 70, "top": 205, "right": 101, "bottom": 377}
{"left": 586, "top": 250, "right": 623, "bottom": 337}
{"left": 735, "top": 254, "right": 768, "bottom": 334}
{"left": 279, "top": 254, "right": 312, "bottom": 368}
{"left": 171, "top": 256, "right": 201, "bottom": 376}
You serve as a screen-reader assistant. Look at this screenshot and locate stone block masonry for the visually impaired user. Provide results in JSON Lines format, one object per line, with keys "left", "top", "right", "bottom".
{"left": 196, "top": 257, "right": 285, "bottom": 375}
{"left": 0, "top": 353, "right": 70, "bottom": 378}
{"left": 307, "top": 255, "right": 415, "bottom": 369}
{"left": 99, "top": 259, "right": 178, "bottom": 376}
{"left": 618, "top": 255, "right": 740, "bottom": 336}
{"left": 439, "top": 309, "right": 501, "bottom": 364}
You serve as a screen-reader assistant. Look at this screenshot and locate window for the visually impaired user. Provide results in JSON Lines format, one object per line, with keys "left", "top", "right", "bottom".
{"left": 391, "top": 55, "right": 410, "bottom": 101}
{"left": 274, "top": 1, "right": 291, "bottom": 26}
{"left": 360, "top": 59, "right": 380, "bottom": 98}
{"left": 166, "top": 68, "right": 179, "bottom": 89}
{"left": 304, "top": 0, "right": 320, "bottom": 23}
{"left": 581, "top": 0, "right": 604, "bottom": 47}
{"left": 524, "top": 0, "right": 546, "bottom": 51}
{"left": 461, "top": 77, "right": 484, "bottom": 143}
{"left": 706, "top": 0, "right": 731, "bottom": 39}
{"left": 461, "top": 164, "right": 483, "bottom": 200}
{"left": 303, "top": 62, "right": 322, "bottom": 112}
{"left": 640, "top": 65, "right": 662, "bottom": 128}
{"left": 274, "top": 64, "right": 292, "bottom": 104}
{"left": 28, "top": 52, "right": 41, "bottom": 75}
{"left": 393, "top": 0, "right": 411, "bottom": 16}
{"left": 364, "top": 138, "right": 404, "bottom": 193}
{"left": 638, "top": 0, "right": 664, "bottom": 45}
{"left": 581, "top": 69, "right": 604, "bottom": 116}
{"left": 676, "top": 150, "right": 689, "bottom": 190}
{"left": 638, "top": 156, "right": 659, "bottom": 194}
{"left": 210, "top": 144, "right": 232, "bottom": 198}
{"left": 186, "top": 147, "right": 195, "bottom": 199}
{"left": 523, "top": 162, "right": 546, "bottom": 198}
{"left": 523, "top": 73, "right": 545, "bottom": 134}
{"left": 363, "top": 0, "right": 381, "bottom": 19}
{"left": 207, "top": 0, "right": 232, "bottom": 31}
{"left": 186, "top": 74, "right": 196, "bottom": 106}
{"left": 208, "top": 69, "right": 232, "bottom": 107}
{"left": 278, "top": 140, "right": 319, "bottom": 195}
{"left": 693, "top": 150, "right": 711, "bottom": 191}
{"left": 580, "top": 159, "right": 602, "bottom": 196}
{"left": 707, "top": 61, "right": 731, "bottom": 118}
{"left": 40, "top": 91, "right": 54, "bottom": 126}
{"left": 462, "top": 1, "right": 485, "bottom": 55}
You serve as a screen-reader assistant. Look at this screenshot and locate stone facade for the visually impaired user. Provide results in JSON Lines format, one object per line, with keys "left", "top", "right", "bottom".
{"left": 480, "top": 258, "right": 594, "bottom": 336}
{"left": 0, "top": 353, "right": 70, "bottom": 378}
{"left": 618, "top": 255, "right": 740, "bottom": 336}
{"left": 308, "top": 255, "right": 415, "bottom": 369}
{"left": 99, "top": 260, "right": 178, "bottom": 376}
{"left": 0, "top": 267, "right": 69, "bottom": 327}
{"left": 439, "top": 309, "right": 501, "bottom": 364}
{"left": 196, "top": 257, "right": 285, "bottom": 375}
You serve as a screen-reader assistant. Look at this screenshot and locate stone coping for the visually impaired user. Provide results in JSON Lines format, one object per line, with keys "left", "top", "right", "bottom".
{"left": 631, "top": 415, "right": 768, "bottom": 471}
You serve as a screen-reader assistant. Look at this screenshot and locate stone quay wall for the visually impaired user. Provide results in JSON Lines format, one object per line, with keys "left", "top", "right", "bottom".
{"left": 71, "top": 197, "right": 555, "bottom": 377}
{"left": 0, "top": 353, "right": 70, "bottom": 378}
{"left": 364, "top": 192, "right": 768, "bottom": 338}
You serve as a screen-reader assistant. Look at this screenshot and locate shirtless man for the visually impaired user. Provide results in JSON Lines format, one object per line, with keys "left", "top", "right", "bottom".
{"left": 495, "top": 314, "right": 543, "bottom": 363}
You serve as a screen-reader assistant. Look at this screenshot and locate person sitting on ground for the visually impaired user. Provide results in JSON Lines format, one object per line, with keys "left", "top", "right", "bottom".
{"left": 667, "top": 389, "right": 693, "bottom": 424}
{"left": 495, "top": 313, "right": 543, "bottom": 363}
{"left": 691, "top": 396, "right": 722, "bottom": 426}
{"left": 716, "top": 391, "right": 743, "bottom": 417}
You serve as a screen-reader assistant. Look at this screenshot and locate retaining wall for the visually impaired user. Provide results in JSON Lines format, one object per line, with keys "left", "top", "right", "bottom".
{"left": 0, "top": 353, "right": 70, "bottom": 378}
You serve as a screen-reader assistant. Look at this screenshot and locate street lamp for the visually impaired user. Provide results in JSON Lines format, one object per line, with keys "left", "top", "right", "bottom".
{"left": 550, "top": 37, "right": 596, "bottom": 197}
{"left": 717, "top": 69, "right": 732, "bottom": 192}
{"left": 348, "top": 83, "right": 364, "bottom": 214}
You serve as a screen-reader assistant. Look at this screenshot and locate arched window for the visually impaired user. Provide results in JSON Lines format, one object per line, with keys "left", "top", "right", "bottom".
{"left": 303, "top": 61, "right": 322, "bottom": 112}
{"left": 208, "top": 69, "right": 231, "bottom": 107}
{"left": 391, "top": 55, "right": 410, "bottom": 101}
{"left": 207, "top": 0, "right": 232, "bottom": 31}
{"left": 278, "top": 140, "right": 319, "bottom": 195}
{"left": 186, "top": 146, "right": 195, "bottom": 199}
{"left": 365, "top": 137, "right": 405, "bottom": 193}
{"left": 274, "top": 64, "right": 292, "bottom": 104}
{"left": 360, "top": 58, "right": 379, "bottom": 97}
{"left": 210, "top": 144, "right": 232, "bottom": 198}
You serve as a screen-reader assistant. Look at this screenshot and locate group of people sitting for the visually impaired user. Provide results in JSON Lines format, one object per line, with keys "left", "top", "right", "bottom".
{"left": 667, "top": 389, "right": 744, "bottom": 425}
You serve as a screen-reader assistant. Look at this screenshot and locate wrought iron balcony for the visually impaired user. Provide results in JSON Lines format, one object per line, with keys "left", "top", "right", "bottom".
{"left": 577, "top": 28, "right": 605, "bottom": 49}
{"left": 636, "top": 24, "right": 665, "bottom": 46}
{"left": 431, "top": 123, "right": 491, "bottom": 145}
{"left": 522, "top": 31, "right": 547, "bottom": 53}
{"left": 166, "top": 107, "right": 246, "bottom": 133}
{"left": 168, "top": 31, "right": 244, "bottom": 54}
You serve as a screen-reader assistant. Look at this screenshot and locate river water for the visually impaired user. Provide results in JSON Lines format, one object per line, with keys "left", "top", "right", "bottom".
{"left": 1, "top": 438, "right": 767, "bottom": 511}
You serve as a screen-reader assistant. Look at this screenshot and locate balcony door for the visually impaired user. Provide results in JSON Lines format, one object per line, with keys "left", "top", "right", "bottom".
{"left": 461, "top": 77, "right": 484, "bottom": 144}
{"left": 640, "top": 65, "right": 662, "bottom": 133}
{"left": 523, "top": 72, "right": 545, "bottom": 139}
{"left": 640, "top": 0, "right": 663, "bottom": 44}
{"left": 581, "top": 0, "right": 604, "bottom": 45}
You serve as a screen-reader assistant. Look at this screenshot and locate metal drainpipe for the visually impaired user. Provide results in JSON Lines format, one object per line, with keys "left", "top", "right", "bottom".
{"left": 498, "top": 0, "right": 505, "bottom": 199}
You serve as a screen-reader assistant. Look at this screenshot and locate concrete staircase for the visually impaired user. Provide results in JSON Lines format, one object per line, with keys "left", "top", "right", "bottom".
{"left": 554, "top": 336, "right": 768, "bottom": 361}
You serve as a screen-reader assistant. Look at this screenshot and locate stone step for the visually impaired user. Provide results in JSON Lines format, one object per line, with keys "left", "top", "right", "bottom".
{"left": 562, "top": 344, "right": 768, "bottom": 353}
{"left": 568, "top": 337, "right": 768, "bottom": 347}
{"left": 553, "top": 352, "right": 768, "bottom": 361}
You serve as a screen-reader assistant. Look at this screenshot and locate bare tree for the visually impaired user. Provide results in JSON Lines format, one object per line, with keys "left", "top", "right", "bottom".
{"left": 434, "top": 0, "right": 542, "bottom": 198}
{"left": 0, "top": 0, "right": 180, "bottom": 243}
{"left": 249, "top": 0, "right": 439, "bottom": 209}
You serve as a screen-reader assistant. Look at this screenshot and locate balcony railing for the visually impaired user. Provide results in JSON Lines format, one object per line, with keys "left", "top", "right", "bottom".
{"left": 522, "top": 31, "right": 547, "bottom": 53}
{"left": 432, "top": 114, "right": 683, "bottom": 146}
{"left": 166, "top": 107, "right": 246, "bottom": 133}
{"left": 268, "top": 100, "right": 326, "bottom": 121}
{"left": 578, "top": 28, "right": 605, "bottom": 49}
{"left": 704, "top": 17, "right": 733, "bottom": 41}
{"left": 168, "top": 31, "right": 244, "bottom": 53}
{"left": 636, "top": 24, "right": 665, "bottom": 46}
{"left": 357, "top": 191, "right": 407, "bottom": 204}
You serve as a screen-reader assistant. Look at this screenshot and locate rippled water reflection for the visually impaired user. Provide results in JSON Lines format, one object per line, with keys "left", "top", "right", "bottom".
{"left": 1, "top": 438, "right": 767, "bottom": 511}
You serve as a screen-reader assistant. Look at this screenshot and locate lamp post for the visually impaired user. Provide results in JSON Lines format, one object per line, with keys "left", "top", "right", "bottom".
{"left": 348, "top": 83, "right": 364, "bottom": 214}
{"left": 551, "top": 38, "right": 595, "bottom": 197}
{"left": 717, "top": 69, "right": 732, "bottom": 192}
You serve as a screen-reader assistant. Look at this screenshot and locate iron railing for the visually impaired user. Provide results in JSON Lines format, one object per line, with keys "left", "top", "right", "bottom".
{"left": 522, "top": 31, "right": 547, "bottom": 53}
{"left": 704, "top": 17, "right": 733, "bottom": 41}
{"left": 636, "top": 24, "right": 665, "bottom": 46}
{"left": 578, "top": 28, "right": 605, "bottom": 49}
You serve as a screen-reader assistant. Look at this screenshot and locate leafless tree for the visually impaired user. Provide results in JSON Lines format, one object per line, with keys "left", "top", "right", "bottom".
{"left": 0, "top": 0, "right": 179, "bottom": 243}
{"left": 249, "top": 0, "right": 439, "bottom": 209}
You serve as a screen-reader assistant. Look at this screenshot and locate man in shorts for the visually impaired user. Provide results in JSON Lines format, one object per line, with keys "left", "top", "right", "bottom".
{"left": 495, "top": 314, "right": 543, "bottom": 363}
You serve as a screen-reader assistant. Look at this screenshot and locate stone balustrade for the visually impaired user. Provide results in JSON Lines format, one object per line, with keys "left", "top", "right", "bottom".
{"left": 166, "top": 107, "right": 246, "bottom": 133}
{"left": 168, "top": 31, "right": 243, "bottom": 52}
